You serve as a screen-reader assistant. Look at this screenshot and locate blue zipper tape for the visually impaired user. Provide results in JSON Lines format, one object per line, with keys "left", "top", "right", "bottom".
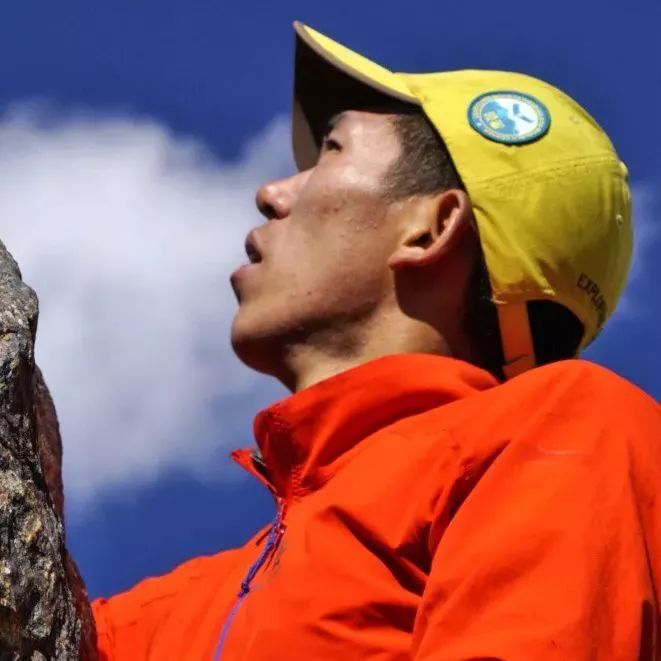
{"left": 213, "top": 507, "right": 284, "bottom": 660}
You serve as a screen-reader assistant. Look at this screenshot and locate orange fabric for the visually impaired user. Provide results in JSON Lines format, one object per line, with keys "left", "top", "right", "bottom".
{"left": 92, "top": 354, "right": 661, "bottom": 660}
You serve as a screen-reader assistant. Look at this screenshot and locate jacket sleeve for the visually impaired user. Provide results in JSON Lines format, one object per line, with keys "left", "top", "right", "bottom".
{"left": 92, "top": 548, "right": 241, "bottom": 660}
{"left": 92, "top": 560, "right": 199, "bottom": 661}
{"left": 92, "top": 579, "right": 173, "bottom": 661}
{"left": 411, "top": 366, "right": 661, "bottom": 660}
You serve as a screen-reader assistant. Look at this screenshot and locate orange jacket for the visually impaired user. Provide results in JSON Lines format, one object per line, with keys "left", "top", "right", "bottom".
{"left": 93, "top": 354, "right": 661, "bottom": 660}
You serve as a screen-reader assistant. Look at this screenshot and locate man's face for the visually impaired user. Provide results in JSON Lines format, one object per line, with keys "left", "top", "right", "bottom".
{"left": 230, "top": 110, "right": 408, "bottom": 377}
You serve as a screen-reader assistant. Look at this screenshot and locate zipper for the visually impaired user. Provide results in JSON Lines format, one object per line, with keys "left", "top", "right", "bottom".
{"left": 213, "top": 497, "right": 287, "bottom": 660}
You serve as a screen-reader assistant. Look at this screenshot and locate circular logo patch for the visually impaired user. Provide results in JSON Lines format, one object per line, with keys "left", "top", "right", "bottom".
{"left": 468, "top": 91, "right": 551, "bottom": 144}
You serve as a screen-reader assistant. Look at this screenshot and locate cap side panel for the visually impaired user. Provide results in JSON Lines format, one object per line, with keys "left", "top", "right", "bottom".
{"left": 472, "top": 158, "right": 632, "bottom": 346}
{"left": 403, "top": 71, "right": 617, "bottom": 189}
{"left": 399, "top": 70, "right": 632, "bottom": 350}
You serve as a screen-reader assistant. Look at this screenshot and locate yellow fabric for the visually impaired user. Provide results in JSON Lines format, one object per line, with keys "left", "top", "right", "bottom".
{"left": 292, "top": 22, "right": 633, "bottom": 375}
{"left": 295, "top": 23, "right": 417, "bottom": 104}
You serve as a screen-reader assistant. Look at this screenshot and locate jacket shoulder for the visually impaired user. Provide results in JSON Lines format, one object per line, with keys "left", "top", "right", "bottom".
{"left": 487, "top": 359, "right": 661, "bottom": 470}
{"left": 514, "top": 359, "right": 660, "bottom": 417}
{"left": 403, "top": 359, "right": 659, "bottom": 475}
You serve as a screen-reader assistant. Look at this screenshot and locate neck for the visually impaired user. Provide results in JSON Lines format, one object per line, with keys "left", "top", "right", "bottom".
{"left": 277, "top": 312, "right": 452, "bottom": 392}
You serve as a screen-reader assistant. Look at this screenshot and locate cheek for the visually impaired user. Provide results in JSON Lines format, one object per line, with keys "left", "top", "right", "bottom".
{"left": 293, "top": 167, "right": 392, "bottom": 248}
{"left": 262, "top": 164, "right": 398, "bottom": 309}
{"left": 308, "top": 164, "right": 386, "bottom": 219}
{"left": 282, "top": 218, "right": 394, "bottom": 314}
{"left": 286, "top": 199, "right": 389, "bottom": 288}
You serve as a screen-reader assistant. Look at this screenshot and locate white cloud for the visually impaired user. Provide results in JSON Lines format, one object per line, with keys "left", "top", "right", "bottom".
{"left": 0, "top": 104, "right": 290, "bottom": 511}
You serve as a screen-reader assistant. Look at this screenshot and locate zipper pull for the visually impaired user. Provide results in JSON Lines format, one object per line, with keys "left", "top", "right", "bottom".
{"left": 276, "top": 498, "right": 287, "bottom": 530}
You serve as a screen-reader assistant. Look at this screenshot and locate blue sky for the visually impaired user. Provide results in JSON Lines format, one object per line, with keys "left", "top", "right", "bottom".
{"left": 0, "top": 1, "right": 659, "bottom": 599}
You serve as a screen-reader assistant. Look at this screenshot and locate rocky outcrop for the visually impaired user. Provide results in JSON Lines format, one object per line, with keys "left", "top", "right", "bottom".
{"left": 0, "top": 241, "right": 95, "bottom": 659}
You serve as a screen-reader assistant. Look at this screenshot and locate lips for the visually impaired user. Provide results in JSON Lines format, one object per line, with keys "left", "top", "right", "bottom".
{"left": 230, "top": 230, "right": 264, "bottom": 294}
{"left": 244, "top": 230, "right": 263, "bottom": 265}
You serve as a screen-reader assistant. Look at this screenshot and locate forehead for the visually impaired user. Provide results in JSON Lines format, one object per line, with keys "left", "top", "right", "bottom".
{"left": 325, "top": 110, "right": 402, "bottom": 159}
{"left": 322, "top": 110, "right": 403, "bottom": 177}
{"left": 326, "top": 109, "right": 398, "bottom": 133}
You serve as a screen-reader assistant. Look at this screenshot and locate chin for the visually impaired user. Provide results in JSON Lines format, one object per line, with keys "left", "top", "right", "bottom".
{"left": 230, "top": 311, "right": 283, "bottom": 378}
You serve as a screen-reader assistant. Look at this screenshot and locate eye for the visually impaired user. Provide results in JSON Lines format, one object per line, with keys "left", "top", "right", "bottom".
{"left": 321, "top": 136, "right": 342, "bottom": 152}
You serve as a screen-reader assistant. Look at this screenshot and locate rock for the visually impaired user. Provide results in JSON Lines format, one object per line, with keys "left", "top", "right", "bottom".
{"left": 0, "top": 241, "right": 96, "bottom": 659}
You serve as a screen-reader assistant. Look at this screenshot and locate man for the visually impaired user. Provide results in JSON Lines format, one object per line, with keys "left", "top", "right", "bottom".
{"left": 92, "top": 22, "right": 661, "bottom": 660}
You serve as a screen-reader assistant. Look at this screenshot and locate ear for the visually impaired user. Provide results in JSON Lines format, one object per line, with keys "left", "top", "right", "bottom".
{"left": 387, "top": 189, "right": 474, "bottom": 271}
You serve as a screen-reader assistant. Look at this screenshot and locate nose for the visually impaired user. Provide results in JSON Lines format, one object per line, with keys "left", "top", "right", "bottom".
{"left": 255, "top": 173, "right": 303, "bottom": 221}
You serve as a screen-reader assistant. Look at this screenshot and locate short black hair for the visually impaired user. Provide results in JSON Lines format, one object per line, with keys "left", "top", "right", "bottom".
{"left": 387, "top": 109, "right": 584, "bottom": 379}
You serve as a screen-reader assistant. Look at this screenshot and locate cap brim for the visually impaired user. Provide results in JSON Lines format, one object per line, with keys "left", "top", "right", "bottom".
{"left": 292, "top": 22, "right": 420, "bottom": 170}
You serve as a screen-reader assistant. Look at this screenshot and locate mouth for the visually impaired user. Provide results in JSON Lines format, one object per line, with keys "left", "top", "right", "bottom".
{"left": 230, "top": 231, "right": 264, "bottom": 294}
{"left": 246, "top": 237, "right": 262, "bottom": 264}
{"left": 244, "top": 232, "right": 263, "bottom": 265}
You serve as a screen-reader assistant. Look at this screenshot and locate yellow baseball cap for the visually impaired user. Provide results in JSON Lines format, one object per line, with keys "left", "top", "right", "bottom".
{"left": 292, "top": 22, "right": 633, "bottom": 379}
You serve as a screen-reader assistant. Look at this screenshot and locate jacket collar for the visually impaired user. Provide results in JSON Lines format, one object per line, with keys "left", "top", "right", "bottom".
{"left": 232, "top": 353, "right": 497, "bottom": 500}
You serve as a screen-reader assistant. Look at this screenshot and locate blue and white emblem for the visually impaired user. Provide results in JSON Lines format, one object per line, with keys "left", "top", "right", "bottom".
{"left": 468, "top": 91, "right": 551, "bottom": 145}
